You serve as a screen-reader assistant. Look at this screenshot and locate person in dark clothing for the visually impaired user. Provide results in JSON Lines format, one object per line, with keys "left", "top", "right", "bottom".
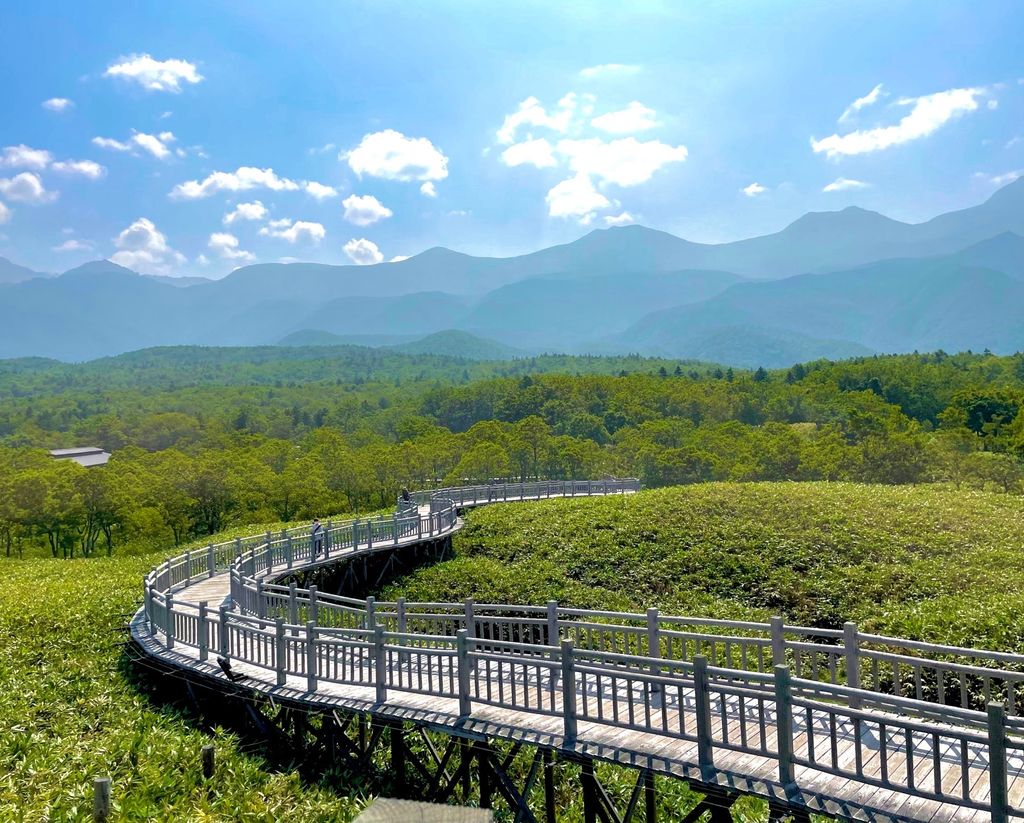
{"left": 400, "top": 488, "right": 411, "bottom": 504}
{"left": 311, "top": 518, "right": 325, "bottom": 556}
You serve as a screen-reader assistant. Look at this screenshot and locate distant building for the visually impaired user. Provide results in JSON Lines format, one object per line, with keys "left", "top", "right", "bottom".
{"left": 49, "top": 446, "right": 111, "bottom": 468}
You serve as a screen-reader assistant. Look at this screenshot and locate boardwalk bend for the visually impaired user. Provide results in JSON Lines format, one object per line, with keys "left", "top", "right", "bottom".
{"left": 132, "top": 480, "right": 1024, "bottom": 822}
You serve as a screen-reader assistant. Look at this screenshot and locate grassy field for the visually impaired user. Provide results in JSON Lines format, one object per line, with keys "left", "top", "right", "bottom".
{"left": 3, "top": 482, "right": 1023, "bottom": 821}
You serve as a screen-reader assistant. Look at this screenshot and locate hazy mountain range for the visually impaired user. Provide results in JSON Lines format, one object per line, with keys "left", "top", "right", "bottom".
{"left": 2, "top": 177, "right": 1023, "bottom": 367}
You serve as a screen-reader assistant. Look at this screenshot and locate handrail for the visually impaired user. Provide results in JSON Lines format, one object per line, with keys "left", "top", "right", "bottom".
{"left": 138, "top": 477, "right": 1024, "bottom": 821}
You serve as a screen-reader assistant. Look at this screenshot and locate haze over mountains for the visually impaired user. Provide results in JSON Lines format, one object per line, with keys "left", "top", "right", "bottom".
{"left": 2, "top": 177, "right": 1023, "bottom": 367}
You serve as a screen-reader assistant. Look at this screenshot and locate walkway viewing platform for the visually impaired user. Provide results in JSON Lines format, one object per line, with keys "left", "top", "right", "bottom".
{"left": 132, "top": 479, "right": 1024, "bottom": 822}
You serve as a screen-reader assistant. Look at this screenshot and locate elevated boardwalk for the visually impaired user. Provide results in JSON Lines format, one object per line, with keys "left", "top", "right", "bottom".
{"left": 132, "top": 480, "right": 1024, "bottom": 822}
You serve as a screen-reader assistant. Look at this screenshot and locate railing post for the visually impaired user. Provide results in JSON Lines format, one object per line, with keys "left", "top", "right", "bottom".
{"left": 144, "top": 584, "right": 153, "bottom": 634}
{"left": 561, "top": 639, "right": 577, "bottom": 744}
{"left": 397, "top": 597, "right": 409, "bottom": 666}
{"left": 374, "top": 625, "right": 387, "bottom": 703}
{"left": 198, "top": 601, "right": 209, "bottom": 662}
{"left": 457, "top": 629, "right": 472, "bottom": 718}
{"left": 647, "top": 607, "right": 661, "bottom": 692}
{"left": 465, "top": 598, "right": 477, "bottom": 671}
{"left": 393, "top": 513, "right": 399, "bottom": 546}
{"left": 289, "top": 582, "right": 298, "bottom": 630}
{"left": 547, "top": 600, "right": 559, "bottom": 646}
{"left": 265, "top": 531, "right": 273, "bottom": 567}
{"left": 165, "top": 593, "right": 175, "bottom": 650}
{"left": 989, "top": 702, "right": 1009, "bottom": 823}
{"left": 256, "top": 578, "right": 266, "bottom": 619}
{"left": 219, "top": 604, "right": 230, "bottom": 658}
{"left": 417, "top": 514, "right": 423, "bottom": 540}
{"left": 774, "top": 664, "right": 796, "bottom": 789}
{"left": 308, "top": 586, "right": 319, "bottom": 625}
{"left": 325, "top": 520, "right": 332, "bottom": 557}
{"left": 844, "top": 621, "right": 861, "bottom": 708}
{"left": 693, "top": 655, "right": 714, "bottom": 775}
{"left": 353, "top": 519, "right": 360, "bottom": 547}
{"left": 275, "top": 617, "right": 286, "bottom": 687}
{"left": 367, "top": 520, "right": 373, "bottom": 549}
{"left": 306, "top": 622, "right": 318, "bottom": 693}
{"left": 365, "top": 596, "right": 376, "bottom": 631}
{"left": 770, "top": 616, "right": 786, "bottom": 666}
{"left": 286, "top": 533, "right": 293, "bottom": 568}
{"left": 184, "top": 550, "right": 192, "bottom": 582}
{"left": 207, "top": 544, "right": 215, "bottom": 577}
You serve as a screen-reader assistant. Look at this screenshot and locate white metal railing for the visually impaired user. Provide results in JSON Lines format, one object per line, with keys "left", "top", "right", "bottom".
{"left": 138, "top": 478, "right": 1024, "bottom": 821}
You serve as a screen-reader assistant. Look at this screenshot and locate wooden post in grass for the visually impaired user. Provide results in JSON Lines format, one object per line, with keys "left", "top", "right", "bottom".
{"left": 202, "top": 744, "right": 215, "bottom": 779}
{"left": 93, "top": 777, "right": 111, "bottom": 822}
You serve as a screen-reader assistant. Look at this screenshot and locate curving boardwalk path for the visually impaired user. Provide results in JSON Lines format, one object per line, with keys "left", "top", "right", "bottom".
{"left": 132, "top": 480, "right": 1024, "bottom": 822}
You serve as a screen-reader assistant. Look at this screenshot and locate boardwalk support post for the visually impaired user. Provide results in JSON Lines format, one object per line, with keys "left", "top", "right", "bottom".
{"left": 770, "top": 616, "right": 785, "bottom": 666}
{"left": 306, "top": 622, "right": 317, "bottom": 693}
{"left": 561, "top": 639, "right": 577, "bottom": 744}
{"left": 774, "top": 664, "right": 796, "bottom": 790}
{"left": 198, "top": 601, "right": 209, "bottom": 662}
{"left": 844, "top": 621, "right": 861, "bottom": 708}
{"left": 693, "top": 655, "right": 714, "bottom": 775}
{"left": 988, "top": 702, "right": 1009, "bottom": 823}
{"left": 275, "top": 618, "right": 286, "bottom": 686}
{"left": 374, "top": 626, "right": 387, "bottom": 704}
{"left": 93, "top": 777, "right": 111, "bottom": 823}
{"left": 457, "top": 629, "right": 472, "bottom": 718}
{"left": 647, "top": 607, "right": 661, "bottom": 693}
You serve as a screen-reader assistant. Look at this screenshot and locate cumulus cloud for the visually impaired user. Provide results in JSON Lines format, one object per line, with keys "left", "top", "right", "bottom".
{"left": 222, "top": 201, "right": 267, "bottom": 225}
{"left": 742, "top": 182, "right": 767, "bottom": 197}
{"left": 838, "top": 84, "right": 886, "bottom": 123}
{"left": 1, "top": 144, "right": 53, "bottom": 170}
{"left": 42, "top": 97, "right": 74, "bottom": 112}
{"left": 497, "top": 93, "right": 592, "bottom": 144}
{"left": 345, "top": 130, "right": 449, "bottom": 182}
{"left": 92, "top": 136, "right": 133, "bottom": 152}
{"left": 545, "top": 173, "right": 611, "bottom": 222}
{"left": 579, "top": 64, "right": 641, "bottom": 79}
{"left": 0, "top": 172, "right": 57, "bottom": 204}
{"left": 208, "top": 232, "right": 256, "bottom": 262}
{"left": 974, "top": 169, "right": 1022, "bottom": 187}
{"left": 823, "top": 177, "right": 870, "bottom": 192}
{"left": 342, "top": 194, "right": 393, "bottom": 226}
{"left": 110, "top": 217, "right": 185, "bottom": 274}
{"left": 604, "top": 211, "right": 635, "bottom": 226}
{"left": 0, "top": 202, "right": 10, "bottom": 224}
{"left": 591, "top": 102, "right": 658, "bottom": 134}
{"left": 557, "top": 137, "right": 688, "bottom": 186}
{"left": 420, "top": 182, "right": 437, "bottom": 198}
{"left": 500, "top": 138, "right": 558, "bottom": 168}
{"left": 812, "top": 87, "right": 986, "bottom": 158}
{"left": 51, "top": 159, "right": 106, "bottom": 179}
{"left": 104, "top": 54, "right": 203, "bottom": 93}
{"left": 133, "top": 131, "right": 176, "bottom": 159}
{"left": 171, "top": 166, "right": 300, "bottom": 199}
{"left": 304, "top": 180, "right": 338, "bottom": 200}
{"left": 259, "top": 219, "right": 326, "bottom": 244}
{"left": 343, "top": 237, "right": 384, "bottom": 265}
{"left": 389, "top": 255, "right": 410, "bottom": 263}
{"left": 53, "top": 238, "right": 93, "bottom": 252}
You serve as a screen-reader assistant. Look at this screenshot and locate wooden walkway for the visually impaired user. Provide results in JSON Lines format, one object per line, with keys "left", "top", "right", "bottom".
{"left": 132, "top": 480, "right": 1024, "bottom": 822}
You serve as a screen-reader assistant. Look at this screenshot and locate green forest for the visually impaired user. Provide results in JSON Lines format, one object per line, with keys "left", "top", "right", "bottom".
{"left": 3, "top": 345, "right": 1024, "bottom": 558}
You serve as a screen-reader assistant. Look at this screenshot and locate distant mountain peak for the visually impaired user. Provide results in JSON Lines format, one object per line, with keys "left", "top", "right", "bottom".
{"left": 62, "top": 259, "right": 137, "bottom": 278}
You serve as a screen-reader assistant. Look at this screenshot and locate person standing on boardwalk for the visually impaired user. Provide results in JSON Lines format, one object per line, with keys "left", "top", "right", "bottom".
{"left": 311, "top": 518, "right": 325, "bottom": 556}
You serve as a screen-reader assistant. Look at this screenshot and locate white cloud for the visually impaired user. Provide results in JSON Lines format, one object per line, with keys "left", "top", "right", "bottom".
{"left": 132, "top": 130, "right": 176, "bottom": 159}
{"left": 92, "top": 136, "right": 133, "bottom": 152}
{"left": 604, "top": 211, "right": 635, "bottom": 226}
{"left": 987, "top": 99, "right": 999, "bottom": 110}
{"left": 51, "top": 159, "right": 106, "bottom": 180}
{"left": 42, "top": 97, "right": 74, "bottom": 112}
{"left": 557, "top": 137, "right": 688, "bottom": 186}
{"left": 223, "top": 201, "right": 268, "bottom": 225}
{"left": 343, "top": 238, "right": 384, "bottom": 265}
{"left": 208, "top": 231, "right": 256, "bottom": 262}
{"left": 304, "top": 180, "right": 338, "bottom": 200}
{"left": 500, "top": 138, "right": 558, "bottom": 168}
{"left": 838, "top": 84, "right": 885, "bottom": 123}
{"left": 1007, "top": 136, "right": 1023, "bottom": 149}
{"left": 0, "top": 202, "right": 10, "bottom": 224}
{"left": 53, "top": 239, "right": 93, "bottom": 252}
{"left": 0, "top": 172, "right": 57, "bottom": 204}
{"left": 823, "top": 177, "right": 870, "bottom": 192}
{"left": 1, "top": 144, "right": 53, "bottom": 170}
{"left": 743, "top": 182, "right": 767, "bottom": 197}
{"left": 579, "top": 64, "right": 641, "bottom": 79}
{"left": 259, "top": 219, "right": 326, "bottom": 244}
{"left": 812, "top": 87, "right": 986, "bottom": 158}
{"left": 342, "top": 194, "right": 393, "bottom": 226}
{"left": 104, "top": 54, "right": 203, "bottom": 93}
{"left": 110, "top": 217, "right": 185, "bottom": 274}
{"left": 345, "top": 129, "right": 449, "bottom": 182}
{"left": 420, "top": 181, "right": 437, "bottom": 197}
{"left": 308, "top": 142, "right": 336, "bottom": 155}
{"left": 171, "top": 166, "right": 300, "bottom": 199}
{"left": 591, "top": 102, "right": 658, "bottom": 134}
{"left": 545, "top": 173, "right": 611, "bottom": 222}
{"left": 974, "top": 169, "right": 1022, "bottom": 187}
{"left": 497, "top": 93, "right": 592, "bottom": 144}
{"left": 196, "top": 253, "right": 211, "bottom": 266}
{"left": 389, "top": 255, "right": 410, "bottom": 263}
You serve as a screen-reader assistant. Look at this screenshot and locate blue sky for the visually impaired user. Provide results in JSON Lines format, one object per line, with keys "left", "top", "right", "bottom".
{"left": 0, "top": 0, "right": 1022, "bottom": 277}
